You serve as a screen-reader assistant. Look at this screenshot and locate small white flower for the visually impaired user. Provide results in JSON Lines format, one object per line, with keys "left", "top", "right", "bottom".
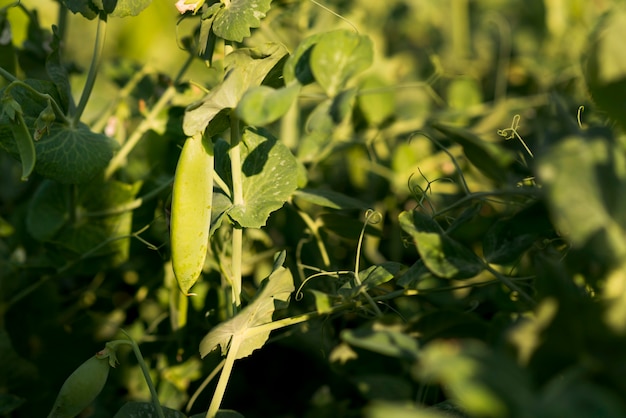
{"left": 175, "top": 0, "right": 205, "bottom": 14}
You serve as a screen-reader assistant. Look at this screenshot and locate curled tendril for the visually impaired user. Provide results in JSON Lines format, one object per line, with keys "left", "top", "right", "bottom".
{"left": 577, "top": 105, "right": 584, "bottom": 129}
{"left": 408, "top": 169, "right": 453, "bottom": 213}
{"left": 294, "top": 269, "right": 351, "bottom": 301}
{"left": 497, "top": 114, "right": 534, "bottom": 158}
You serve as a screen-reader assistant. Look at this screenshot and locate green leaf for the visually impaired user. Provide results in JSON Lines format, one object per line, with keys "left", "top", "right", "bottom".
{"left": 483, "top": 202, "right": 553, "bottom": 265}
{"left": 584, "top": 7, "right": 626, "bottom": 129}
{"left": 183, "top": 44, "right": 288, "bottom": 135}
{"left": 28, "top": 123, "right": 117, "bottom": 183}
{"left": 310, "top": 30, "right": 373, "bottom": 97}
{"left": 26, "top": 180, "right": 69, "bottom": 241}
{"left": 199, "top": 264, "right": 294, "bottom": 359}
{"left": 417, "top": 340, "right": 535, "bottom": 418}
{"left": 365, "top": 402, "right": 454, "bottom": 418}
{"left": 113, "top": 401, "right": 187, "bottom": 418}
{"left": 283, "top": 32, "right": 325, "bottom": 85}
{"left": 399, "top": 211, "right": 484, "bottom": 279}
{"left": 92, "top": 0, "right": 152, "bottom": 17}
{"left": 357, "top": 76, "right": 395, "bottom": 127}
{"left": 26, "top": 179, "right": 141, "bottom": 269}
{"left": 61, "top": 0, "right": 99, "bottom": 19}
{"left": 537, "top": 135, "right": 626, "bottom": 260}
{"left": 218, "top": 128, "right": 298, "bottom": 228}
{"left": 292, "top": 188, "right": 370, "bottom": 210}
{"left": 236, "top": 82, "right": 300, "bottom": 126}
{"left": 341, "top": 327, "right": 420, "bottom": 362}
{"left": 0, "top": 80, "right": 117, "bottom": 183}
{"left": 212, "top": 0, "right": 272, "bottom": 42}
{"left": 8, "top": 111, "right": 36, "bottom": 181}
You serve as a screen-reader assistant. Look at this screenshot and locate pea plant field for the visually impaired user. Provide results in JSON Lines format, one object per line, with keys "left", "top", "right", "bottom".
{"left": 2, "top": 0, "right": 626, "bottom": 417}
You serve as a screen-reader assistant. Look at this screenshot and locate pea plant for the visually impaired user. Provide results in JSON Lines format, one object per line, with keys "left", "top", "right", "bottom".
{"left": 2, "top": 0, "right": 626, "bottom": 417}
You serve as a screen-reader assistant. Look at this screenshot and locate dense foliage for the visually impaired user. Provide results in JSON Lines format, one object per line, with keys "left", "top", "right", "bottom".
{"left": 2, "top": 0, "right": 626, "bottom": 417}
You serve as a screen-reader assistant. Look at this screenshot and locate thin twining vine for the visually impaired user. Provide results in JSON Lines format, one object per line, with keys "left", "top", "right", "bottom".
{"left": 412, "top": 131, "right": 471, "bottom": 195}
{"left": 408, "top": 168, "right": 454, "bottom": 213}
{"left": 497, "top": 114, "right": 534, "bottom": 158}
{"left": 295, "top": 210, "right": 384, "bottom": 313}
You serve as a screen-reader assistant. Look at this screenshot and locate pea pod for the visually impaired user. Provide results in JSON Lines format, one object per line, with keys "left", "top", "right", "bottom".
{"left": 47, "top": 352, "right": 111, "bottom": 418}
{"left": 8, "top": 107, "right": 36, "bottom": 181}
{"left": 170, "top": 133, "right": 214, "bottom": 295}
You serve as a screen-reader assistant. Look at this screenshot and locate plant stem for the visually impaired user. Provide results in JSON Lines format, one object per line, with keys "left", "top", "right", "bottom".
{"left": 229, "top": 114, "right": 244, "bottom": 310}
{"left": 72, "top": 14, "right": 107, "bottom": 126}
{"left": 120, "top": 331, "right": 166, "bottom": 418}
{"left": 104, "top": 84, "right": 177, "bottom": 179}
{"left": 206, "top": 335, "right": 242, "bottom": 418}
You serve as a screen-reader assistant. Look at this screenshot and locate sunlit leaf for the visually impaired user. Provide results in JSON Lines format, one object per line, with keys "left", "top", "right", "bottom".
{"left": 236, "top": 82, "right": 300, "bottom": 126}
{"left": 310, "top": 30, "right": 373, "bottom": 97}
{"left": 199, "top": 265, "right": 294, "bottom": 359}
{"left": 183, "top": 44, "right": 288, "bottom": 135}
{"left": 217, "top": 128, "right": 298, "bottom": 228}
{"left": 212, "top": 0, "right": 272, "bottom": 42}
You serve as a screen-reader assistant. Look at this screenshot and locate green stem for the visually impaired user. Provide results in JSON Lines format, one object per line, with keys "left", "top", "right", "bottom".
{"left": 1, "top": 79, "right": 68, "bottom": 122}
{"left": 294, "top": 208, "right": 331, "bottom": 270}
{"left": 206, "top": 335, "right": 242, "bottom": 418}
{"left": 229, "top": 114, "right": 244, "bottom": 309}
{"left": 0, "top": 66, "right": 17, "bottom": 83}
{"left": 73, "top": 14, "right": 107, "bottom": 125}
{"left": 120, "top": 331, "right": 166, "bottom": 418}
{"left": 104, "top": 85, "right": 176, "bottom": 179}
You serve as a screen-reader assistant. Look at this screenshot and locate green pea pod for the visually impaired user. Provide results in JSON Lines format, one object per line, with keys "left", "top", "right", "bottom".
{"left": 47, "top": 353, "right": 111, "bottom": 418}
{"left": 9, "top": 111, "right": 36, "bottom": 181}
{"left": 170, "top": 133, "right": 214, "bottom": 295}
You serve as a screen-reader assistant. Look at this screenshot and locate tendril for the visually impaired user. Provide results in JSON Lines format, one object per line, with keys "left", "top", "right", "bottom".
{"left": 497, "top": 114, "right": 534, "bottom": 158}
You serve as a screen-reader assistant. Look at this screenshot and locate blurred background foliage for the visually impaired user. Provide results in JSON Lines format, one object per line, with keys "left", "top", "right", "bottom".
{"left": 2, "top": 0, "right": 626, "bottom": 417}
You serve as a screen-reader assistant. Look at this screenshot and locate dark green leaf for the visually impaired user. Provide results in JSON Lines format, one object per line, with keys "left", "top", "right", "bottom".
{"left": 46, "top": 26, "right": 72, "bottom": 113}
{"left": 114, "top": 401, "right": 187, "bottom": 417}
{"left": 62, "top": 0, "right": 99, "bottom": 19}
{"left": 341, "top": 328, "right": 419, "bottom": 361}
{"left": 483, "top": 202, "right": 552, "bottom": 265}
{"left": 399, "top": 211, "right": 483, "bottom": 279}
{"left": 92, "top": 0, "right": 152, "bottom": 17}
